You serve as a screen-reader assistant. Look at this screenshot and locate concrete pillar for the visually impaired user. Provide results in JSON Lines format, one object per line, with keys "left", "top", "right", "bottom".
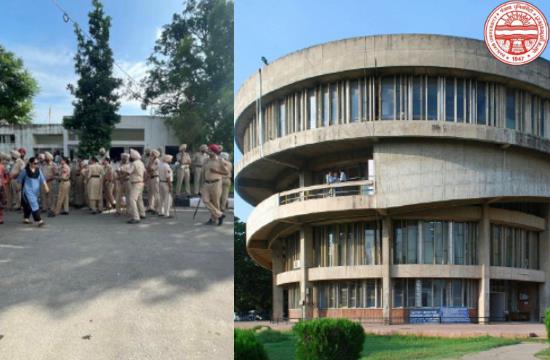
{"left": 300, "top": 226, "right": 314, "bottom": 319}
{"left": 539, "top": 204, "right": 550, "bottom": 321}
{"left": 271, "top": 244, "right": 284, "bottom": 321}
{"left": 478, "top": 204, "right": 491, "bottom": 324}
{"left": 382, "top": 216, "right": 392, "bottom": 324}
{"left": 299, "top": 170, "right": 312, "bottom": 187}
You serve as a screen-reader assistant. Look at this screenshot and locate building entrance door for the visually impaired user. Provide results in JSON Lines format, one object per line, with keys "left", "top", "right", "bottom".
{"left": 490, "top": 292, "right": 506, "bottom": 321}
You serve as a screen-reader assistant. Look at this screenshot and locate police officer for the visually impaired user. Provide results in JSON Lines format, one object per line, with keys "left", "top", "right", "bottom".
{"left": 192, "top": 144, "right": 208, "bottom": 196}
{"left": 124, "top": 149, "right": 146, "bottom": 224}
{"left": 200, "top": 144, "right": 229, "bottom": 226}
{"left": 87, "top": 157, "right": 104, "bottom": 214}
{"left": 175, "top": 144, "right": 191, "bottom": 196}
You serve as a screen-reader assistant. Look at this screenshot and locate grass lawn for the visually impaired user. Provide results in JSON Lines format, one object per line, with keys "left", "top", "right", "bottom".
{"left": 256, "top": 328, "right": 520, "bottom": 360}
{"left": 536, "top": 347, "right": 550, "bottom": 359}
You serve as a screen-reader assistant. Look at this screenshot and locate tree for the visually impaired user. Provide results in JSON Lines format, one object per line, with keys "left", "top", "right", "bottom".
{"left": 64, "top": 0, "right": 121, "bottom": 157}
{"left": 0, "top": 45, "right": 38, "bottom": 125}
{"left": 234, "top": 217, "right": 272, "bottom": 313}
{"left": 141, "top": 0, "right": 233, "bottom": 154}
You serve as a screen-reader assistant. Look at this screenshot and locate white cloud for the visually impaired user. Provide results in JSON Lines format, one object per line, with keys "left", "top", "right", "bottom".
{"left": 10, "top": 44, "right": 74, "bottom": 68}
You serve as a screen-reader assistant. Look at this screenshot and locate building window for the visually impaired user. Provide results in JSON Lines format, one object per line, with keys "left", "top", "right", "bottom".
{"left": 427, "top": 77, "right": 438, "bottom": 120}
{"left": 0, "top": 134, "right": 15, "bottom": 144}
{"left": 308, "top": 89, "right": 316, "bottom": 129}
{"left": 412, "top": 76, "right": 424, "bottom": 120}
{"left": 394, "top": 278, "right": 478, "bottom": 308}
{"left": 288, "top": 284, "right": 300, "bottom": 309}
{"left": 323, "top": 87, "right": 330, "bottom": 127}
{"left": 381, "top": 77, "right": 395, "bottom": 120}
{"left": 330, "top": 84, "right": 338, "bottom": 125}
{"left": 314, "top": 221, "right": 382, "bottom": 267}
{"left": 278, "top": 101, "right": 286, "bottom": 137}
{"left": 506, "top": 89, "right": 516, "bottom": 129}
{"left": 394, "top": 220, "right": 477, "bottom": 265}
{"left": 490, "top": 224, "right": 539, "bottom": 269}
{"left": 445, "top": 78, "right": 455, "bottom": 122}
{"left": 477, "top": 82, "right": 487, "bottom": 125}
{"left": 351, "top": 80, "right": 360, "bottom": 122}
{"left": 457, "top": 80, "right": 465, "bottom": 122}
{"left": 317, "top": 279, "right": 382, "bottom": 309}
{"left": 281, "top": 232, "right": 300, "bottom": 272}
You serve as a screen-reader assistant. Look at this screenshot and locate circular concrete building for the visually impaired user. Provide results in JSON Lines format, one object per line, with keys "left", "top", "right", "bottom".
{"left": 235, "top": 34, "right": 550, "bottom": 324}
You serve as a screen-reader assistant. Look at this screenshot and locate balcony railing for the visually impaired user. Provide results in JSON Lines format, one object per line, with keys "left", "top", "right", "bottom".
{"left": 279, "top": 179, "right": 375, "bottom": 205}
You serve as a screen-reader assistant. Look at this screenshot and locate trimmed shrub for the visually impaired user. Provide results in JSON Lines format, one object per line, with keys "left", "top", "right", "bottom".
{"left": 545, "top": 307, "right": 550, "bottom": 343}
{"left": 234, "top": 329, "right": 269, "bottom": 360}
{"left": 293, "top": 318, "right": 365, "bottom": 360}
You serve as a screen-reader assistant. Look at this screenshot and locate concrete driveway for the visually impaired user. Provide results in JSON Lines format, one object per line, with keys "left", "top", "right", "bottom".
{"left": 0, "top": 207, "right": 233, "bottom": 360}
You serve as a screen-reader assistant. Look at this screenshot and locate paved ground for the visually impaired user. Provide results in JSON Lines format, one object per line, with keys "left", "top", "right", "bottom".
{"left": 236, "top": 321, "right": 547, "bottom": 339}
{"left": 0, "top": 207, "right": 233, "bottom": 360}
{"left": 461, "top": 342, "right": 547, "bottom": 359}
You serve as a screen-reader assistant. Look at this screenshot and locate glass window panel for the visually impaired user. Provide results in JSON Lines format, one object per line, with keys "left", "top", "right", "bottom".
{"left": 351, "top": 80, "right": 359, "bottom": 122}
{"left": 394, "top": 224, "right": 403, "bottom": 264}
{"left": 421, "top": 279, "right": 433, "bottom": 307}
{"left": 407, "top": 221, "right": 418, "bottom": 264}
{"left": 278, "top": 101, "right": 286, "bottom": 137}
{"left": 541, "top": 101, "right": 546, "bottom": 137}
{"left": 330, "top": 85, "right": 337, "bottom": 125}
{"left": 381, "top": 77, "right": 395, "bottom": 120}
{"left": 407, "top": 279, "right": 416, "bottom": 308}
{"left": 477, "top": 82, "right": 487, "bottom": 125}
{"left": 452, "top": 280, "right": 463, "bottom": 307}
{"left": 457, "top": 80, "right": 464, "bottom": 122}
{"left": 413, "top": 77, "right": 423, "bottom": 120}
{"left": 365, "top": 223, "right": 375, "bottom": 265}
{"left": 427, "top": 77, "right": 438, "bottom": 120}
{"left": 308, "top": 89, "right": 316, "bottom": 129}
{"left": 393, "top": 279, "right": 403, "bottom": 308}
{"left": 454, "top": 222, "right": 465, "bottom": 265}
{"left": 423, "top": 222, "right": 434, "bottom": 264}
{"left": 323, "top": 87, "right": 330, "bottom": 127}
{"left": 446, "top": 79, "right": 455, "bottom": 121}
{"left": 506, "top": 89, "right": 516, "bottom": 129}
{"left": 339, "top": 284, "right": 348, "bottom": 308}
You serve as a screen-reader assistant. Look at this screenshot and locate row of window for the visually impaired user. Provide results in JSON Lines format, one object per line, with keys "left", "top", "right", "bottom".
{"left": 313, "top": 222, "right": 382, "bottom": 267}
{"left": 394, "top": 221, "right": 478, "bottom": 265}
{"left": 317, "top": 280, "right": 382, "bottom": 309}
{"left": 393, "top": 278, "right": 478, "bottom": 309}
{"left": 242, "top": 75, "right": 549, "bottom": 153}
{"left": 490, "top": 224, "right": 539, "bottom": 269}
{"left": 282, "top": 221, "right": 541, "bottom": 270}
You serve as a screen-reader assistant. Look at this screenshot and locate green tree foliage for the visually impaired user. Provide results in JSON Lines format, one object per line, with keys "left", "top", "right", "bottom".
{"left": 64, "top": 0, "right": 121, "bottom": 157}
{"left": 0, "top": 45, "right": 38, "bottom": 124}
{"left": 234, "top": 217, "right": 272, "bottom": 313}
{"left": 142, "top": 0, "right": 233, "bottom": 153}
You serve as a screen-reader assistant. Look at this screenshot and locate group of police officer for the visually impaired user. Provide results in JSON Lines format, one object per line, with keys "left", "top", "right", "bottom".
{"left": 0, "top": 143, "right": 232, "bottom": 226}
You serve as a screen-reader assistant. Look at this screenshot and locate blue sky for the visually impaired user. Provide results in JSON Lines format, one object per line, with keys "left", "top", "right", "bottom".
{"left": 234, "top": 0, "right": 550, "bottom": 220}
{"left": 0, "top": 0, "right": 182, "bottom": 124}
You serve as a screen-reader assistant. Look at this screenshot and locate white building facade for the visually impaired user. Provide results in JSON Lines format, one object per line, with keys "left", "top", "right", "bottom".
{"left": 0, "top": 115, "right": 179, "bottom": 159}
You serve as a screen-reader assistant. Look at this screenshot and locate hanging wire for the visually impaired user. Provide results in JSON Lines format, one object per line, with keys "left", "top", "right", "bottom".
{"left": 48, "top": 0, "right": 144, "bottom": 101}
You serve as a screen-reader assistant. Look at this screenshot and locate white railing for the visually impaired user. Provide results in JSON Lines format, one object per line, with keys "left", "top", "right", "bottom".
{"left": 279, "top": 179, "right": 375, "bottom": 205}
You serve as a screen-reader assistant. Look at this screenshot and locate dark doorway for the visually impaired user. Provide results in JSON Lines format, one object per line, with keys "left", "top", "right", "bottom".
{"left": 109, "top": 147, "right": 124, "bottom": 162}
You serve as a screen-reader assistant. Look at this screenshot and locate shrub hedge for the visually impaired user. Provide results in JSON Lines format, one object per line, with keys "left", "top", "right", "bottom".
{"left": 293, "top": 318, "right": 365, "bottom": 360}
{"left": 234, "top": 328, "right": 269, "bottom": 360}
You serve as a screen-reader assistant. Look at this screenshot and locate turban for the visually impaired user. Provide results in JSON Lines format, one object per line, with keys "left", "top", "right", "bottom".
{"left": 130, "top": 149, "right": 141, "bottom": 160}
{"left": 163, "top": 154, "right": 173, "bottom": 163}
{"left": 208, "top": 144, "right": 221, "bottom": 155}
{"left": 179, "top": 144, "right": 187, "bottom": 151}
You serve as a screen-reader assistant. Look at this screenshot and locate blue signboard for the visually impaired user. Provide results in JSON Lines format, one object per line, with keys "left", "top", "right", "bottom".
{"left": 440, "top": 307, "right": 471, "bottom": 323}
{"left": 409, "top": 308, "right": 440, "bottom": 324}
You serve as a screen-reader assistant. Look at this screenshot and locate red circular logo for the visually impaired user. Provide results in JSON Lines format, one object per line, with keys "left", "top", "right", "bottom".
{"left": 484, "top": 1, "right": 548, "bottom": 65}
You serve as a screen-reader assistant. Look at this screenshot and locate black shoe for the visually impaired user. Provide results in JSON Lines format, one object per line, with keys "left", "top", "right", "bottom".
{"left": 127, "top": 219, "right": 140, "bottom": 224}
{"left": 91, "top": 211, "right": 97, "bottom": 215}
{"left": 61, "top": 211, "right": 69, "bottom": 215}
{"left": 218, "top": 214, "right": 226, "bottom": 226}
{"left": 205, "top": 219, "right": 215, "bottom": 225}
{"left": 140, "top": 215, "right": 146, "bottom": 220}
{"left": 48, "top": 213, "right": 56, "bottom": 218}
